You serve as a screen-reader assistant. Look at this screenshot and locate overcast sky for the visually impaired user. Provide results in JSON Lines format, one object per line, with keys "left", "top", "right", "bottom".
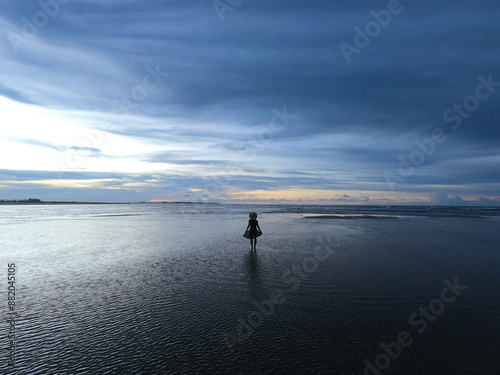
{"left": 0, "top": 0, "right": 499, "bottom": 204}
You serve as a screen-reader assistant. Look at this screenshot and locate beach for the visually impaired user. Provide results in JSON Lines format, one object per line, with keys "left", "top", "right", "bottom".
{"left": 1, "top": 204, "right": 499, "bottom": 374}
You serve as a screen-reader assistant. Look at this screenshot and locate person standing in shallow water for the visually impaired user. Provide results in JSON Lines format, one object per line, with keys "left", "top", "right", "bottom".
{"left": 244, "top": 212, "right": 262, "bottom": 251}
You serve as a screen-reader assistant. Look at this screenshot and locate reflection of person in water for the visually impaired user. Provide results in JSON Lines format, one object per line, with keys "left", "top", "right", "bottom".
{"left": 245, "top": 212, "right": 262, "bottom": 251}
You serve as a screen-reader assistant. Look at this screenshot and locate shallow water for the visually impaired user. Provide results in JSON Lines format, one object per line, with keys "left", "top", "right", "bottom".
{"left": 1, "top": 204, "right": 499, "bottom": 374}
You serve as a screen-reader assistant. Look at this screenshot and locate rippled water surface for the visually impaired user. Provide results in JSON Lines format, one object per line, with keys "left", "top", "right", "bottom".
{"left": 1, "top": 204, "right": 499, "bottom": 374}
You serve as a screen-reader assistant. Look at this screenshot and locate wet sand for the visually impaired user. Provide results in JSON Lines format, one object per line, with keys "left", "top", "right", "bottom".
{"left": 1, "top": 204, "right": 499, "bottom": 374}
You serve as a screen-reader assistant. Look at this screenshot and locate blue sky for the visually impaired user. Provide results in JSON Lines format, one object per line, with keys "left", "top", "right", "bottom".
{"left": 0, "top": 0, "right": 499, "bottom": 204}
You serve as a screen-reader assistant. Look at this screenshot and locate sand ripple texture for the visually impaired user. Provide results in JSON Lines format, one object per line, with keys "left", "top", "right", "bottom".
{"left": 0, "top": 203, "right": 499, "bottom": 374}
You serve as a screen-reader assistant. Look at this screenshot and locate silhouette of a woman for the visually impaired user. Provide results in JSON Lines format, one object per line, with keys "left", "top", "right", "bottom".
{"left": 244, "top": 212, "right": 262, "bottom": 251}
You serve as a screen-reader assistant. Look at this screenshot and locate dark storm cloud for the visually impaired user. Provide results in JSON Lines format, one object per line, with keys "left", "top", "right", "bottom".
{"left": 1, "top": 0, "right": 499, "bottom": 201}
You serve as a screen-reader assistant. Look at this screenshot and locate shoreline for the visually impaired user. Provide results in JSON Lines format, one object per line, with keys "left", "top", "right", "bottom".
{"left": 0, "top": 201, "right": 221, "bottom": 206}
{"left": 303, "top": 214, "right": 400, "bottom": 219}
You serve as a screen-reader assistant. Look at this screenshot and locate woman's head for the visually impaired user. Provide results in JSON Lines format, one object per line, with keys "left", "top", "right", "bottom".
{"left": 249, "top": 212, "right": 257, "bottom": 219}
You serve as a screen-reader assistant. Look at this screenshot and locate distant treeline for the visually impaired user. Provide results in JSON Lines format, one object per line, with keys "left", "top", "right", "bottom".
{"left": 0, "top": 199, "right": 220, "bottom": 205}
{"left": 0, "top": 198, "right": 42, "bottom": 203}
{"left": 0, "top": 198, "right": 111, "bottom": 205}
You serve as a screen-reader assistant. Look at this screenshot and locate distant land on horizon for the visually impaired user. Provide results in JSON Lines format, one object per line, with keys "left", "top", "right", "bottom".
{"left": 0, "top": 199, "right": 222, "bottom": 205}
{"left": 0, "top": 198, "right": 121, "bottom": 205}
